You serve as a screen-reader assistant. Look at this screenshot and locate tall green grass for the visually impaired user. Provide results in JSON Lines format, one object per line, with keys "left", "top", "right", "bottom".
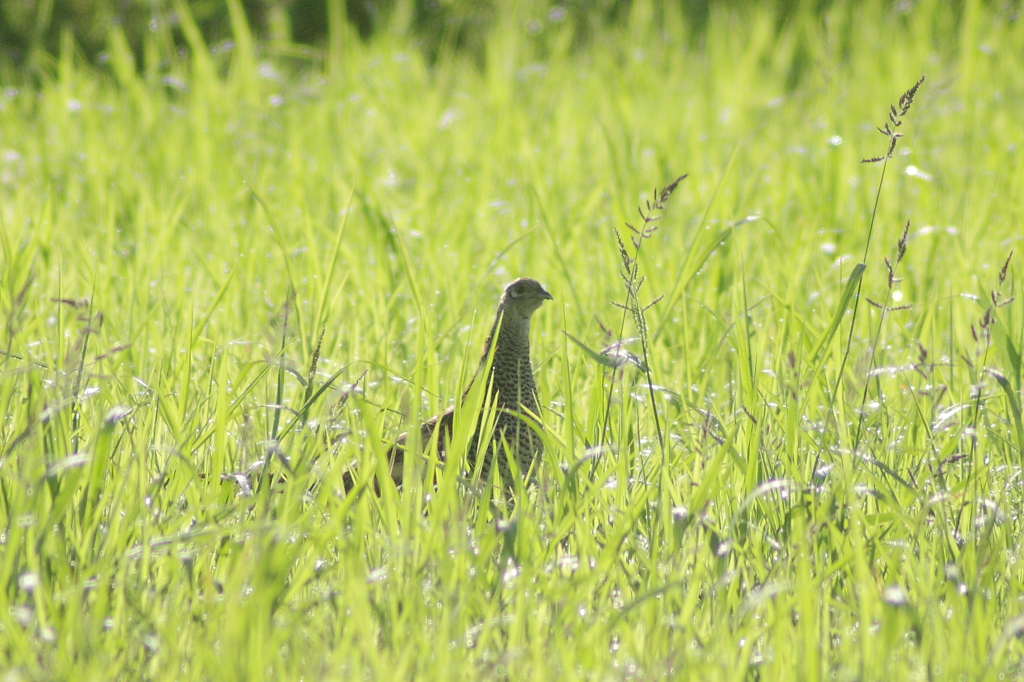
{"left": 2, "top": 0, "right": 1024, "bottom": 679}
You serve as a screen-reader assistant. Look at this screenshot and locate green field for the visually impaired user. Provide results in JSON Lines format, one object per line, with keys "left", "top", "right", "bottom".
{"left": 2, "top": 1, "right": 1024, "bottom": 679}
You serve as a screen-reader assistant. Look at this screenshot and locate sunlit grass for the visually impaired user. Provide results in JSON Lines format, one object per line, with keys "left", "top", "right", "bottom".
{"left": 2, "top": 1, "right": 1024, "bottom": 679}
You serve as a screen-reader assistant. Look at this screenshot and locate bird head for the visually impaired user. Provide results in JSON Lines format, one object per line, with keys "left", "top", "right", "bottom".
{"left": 499, "top": 278, "right": 553, "bottom": 320}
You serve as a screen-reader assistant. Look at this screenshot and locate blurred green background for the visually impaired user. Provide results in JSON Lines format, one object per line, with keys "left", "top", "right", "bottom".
{"left": 2, "top": 0, "right": 1006, "bottom": 74}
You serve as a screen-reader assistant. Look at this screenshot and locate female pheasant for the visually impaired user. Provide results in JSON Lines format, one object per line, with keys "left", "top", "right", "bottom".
{"left": 384, "top": 277, "right": 552, "bottom": 491}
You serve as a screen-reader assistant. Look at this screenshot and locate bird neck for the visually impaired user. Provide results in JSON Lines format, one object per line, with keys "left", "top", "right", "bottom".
{"left": 481, "top": 311, "right": 531, "bottom": 367}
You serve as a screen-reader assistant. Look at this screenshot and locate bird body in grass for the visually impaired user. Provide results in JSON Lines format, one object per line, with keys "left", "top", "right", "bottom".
{"left": 367, "top": 278, "right": 552, "bottom": 492}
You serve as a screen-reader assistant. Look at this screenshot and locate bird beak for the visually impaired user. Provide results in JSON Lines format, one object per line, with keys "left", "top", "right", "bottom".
{"left": 539, "top": 288, "right": 553, "bottom": 301}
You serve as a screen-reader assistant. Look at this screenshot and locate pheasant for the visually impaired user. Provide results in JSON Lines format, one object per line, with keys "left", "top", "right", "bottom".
{"left": 367, "top": 278, "right": 552, "bottom": 493}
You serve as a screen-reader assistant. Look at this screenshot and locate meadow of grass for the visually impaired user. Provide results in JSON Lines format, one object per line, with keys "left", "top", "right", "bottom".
{"left": 2, "top": 0, "right": 1024, "bottom": 679}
